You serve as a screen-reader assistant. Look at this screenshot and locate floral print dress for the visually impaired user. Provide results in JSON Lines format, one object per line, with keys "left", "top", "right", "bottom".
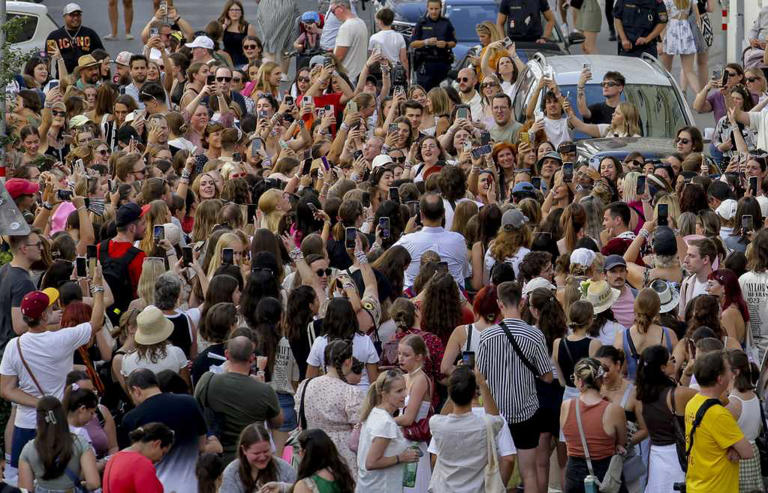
{"left": 663, "top": 0, "right": 698, "bottom": 55}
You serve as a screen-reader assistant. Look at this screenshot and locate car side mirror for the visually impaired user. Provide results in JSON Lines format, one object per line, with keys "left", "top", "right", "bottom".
{"left": 568, "top": 32, "right": 586, "bottom": 45}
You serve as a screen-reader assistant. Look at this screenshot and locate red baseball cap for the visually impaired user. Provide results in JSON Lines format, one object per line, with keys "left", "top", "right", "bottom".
{"left": 20, "top": 288, "right": 59, "bottom": 320}
{"left": 6, "top": 178, "right": 39, "bottom": 200}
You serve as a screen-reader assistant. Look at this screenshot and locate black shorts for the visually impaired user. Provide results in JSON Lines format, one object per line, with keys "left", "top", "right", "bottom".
{"left": 508, "top": 409, "right": 546, "bottom": 450}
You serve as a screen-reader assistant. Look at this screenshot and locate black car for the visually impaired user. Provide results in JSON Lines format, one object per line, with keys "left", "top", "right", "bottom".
{"left": 388, "top": 0, "right": 580, "bottom": 71}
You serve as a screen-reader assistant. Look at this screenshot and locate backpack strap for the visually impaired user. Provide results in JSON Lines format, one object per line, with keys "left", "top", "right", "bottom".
{"left": 626, "top": 330, "right": 641, "bottom": 363}
{"left": 686, "top": 398, "right": 722, "bottom": 462}
{"left": 465, "top": 324, "right": 473, "bottom": 352}
{"left": 299, "top": 377, "right": 313, "bottom": 430}
{"left": 499, "top": 321, "right": 540, "bottom": 378}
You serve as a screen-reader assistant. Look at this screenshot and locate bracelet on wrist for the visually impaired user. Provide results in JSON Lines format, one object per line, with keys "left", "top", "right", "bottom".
{"left": 340, "top": 122, "right": 350, "bottom": 132}
{"left": 354, "top": 250, "right": 368, "bottom": 264}
{"left": 90, "top": 286, "right": 105, "bottom": 295}
{"left": 289, "top": 247, "right": 304, "bottom": 262}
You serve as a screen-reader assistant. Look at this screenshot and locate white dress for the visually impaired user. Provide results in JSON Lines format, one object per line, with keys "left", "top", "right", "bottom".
{"left": 402, "top": 396, "right": 432, "bottom": 493}
{"left": 663, "top": 0, "right": 698, "bottom": 55}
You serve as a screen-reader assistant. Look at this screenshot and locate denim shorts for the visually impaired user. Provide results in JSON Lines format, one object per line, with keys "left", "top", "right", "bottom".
{"left": 277, "top": 392, "right": 298, "bottom": 432}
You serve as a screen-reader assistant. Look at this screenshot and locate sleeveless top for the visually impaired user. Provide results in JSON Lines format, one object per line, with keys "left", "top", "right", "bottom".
{"left": 623, "top": 326, "right": 674, "bottom": 381}
{"left": 223, "top": 26, "right": 249, "bottom": 67}
{"left": 620, "top": 382, "right": 636, "bottom": 423}
{"left": 729, "top": 393, "right": 762, "bottom": 441}
{"left": 562, "top": 398, "right": 616, "bottom": 460}
{"left": 558, "top": 337, "right": 593, "bottom": 388}
{"left": 464, "top": 323, "right": 482, "bottom": 353}
{"left": 166, "top": 311, "right": 193, "bottom": 359}
{"left": 642, "top": 386, "right": 682, "bottom": 446}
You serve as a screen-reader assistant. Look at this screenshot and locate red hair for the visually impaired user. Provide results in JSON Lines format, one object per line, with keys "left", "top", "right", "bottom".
{"left": 708, "top": 269, "right": 749, "bottom": 323}
{"left": 61, "top": 302, "right": 92, "bottom": 328}
{"left": 473, "top": 285, "right": 499, "bottom": 323}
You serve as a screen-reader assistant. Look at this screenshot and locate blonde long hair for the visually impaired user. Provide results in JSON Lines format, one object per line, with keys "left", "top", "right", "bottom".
{"left": 360, "top": 370, "right": 405, "bottom": 422}
{"left": 192, "top": 199, "right": 223, "bottom": 243}
{"left": 138, "top": 200, "right": 171, "bottom": 255}
{"left": 612, "top": 102, "right": 641, "bottom": 137}
{"left": 253, "top": 61, "right": 279, "bottom": 97}
{"left": 207, "top": 232, "right": 245, "bottom": 278}
{"left": 257, "top": 189, "right": 285, "bottom": 234}
{"left": 137, "top": 257, "right": 166, "bottom": 305}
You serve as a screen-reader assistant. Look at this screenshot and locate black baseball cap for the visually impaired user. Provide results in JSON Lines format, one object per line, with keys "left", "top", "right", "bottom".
{"left": 115, "top": 203, "right": 141, "bottom": 227}
{"left": 652, "top": 226, "right": 677, "bottom": 256}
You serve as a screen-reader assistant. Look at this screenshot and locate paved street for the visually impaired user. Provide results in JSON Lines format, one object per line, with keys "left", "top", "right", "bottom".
{"left": 42, "top": 0, "right": 722, "bottom": 128}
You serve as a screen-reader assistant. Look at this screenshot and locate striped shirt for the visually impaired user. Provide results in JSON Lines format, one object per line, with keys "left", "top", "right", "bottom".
{"left": 477, "top": 318, "right": 551, "bottom": 423}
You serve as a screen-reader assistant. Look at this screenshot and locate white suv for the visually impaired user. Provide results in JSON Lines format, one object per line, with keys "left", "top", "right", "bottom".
{"left": 7, "top": 2, "right": 59, "bottom": 55}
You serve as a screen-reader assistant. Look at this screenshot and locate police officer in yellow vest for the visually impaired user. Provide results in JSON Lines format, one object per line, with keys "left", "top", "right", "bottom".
{"left": 614, "top": 0, "right": 668, "bottom": 57}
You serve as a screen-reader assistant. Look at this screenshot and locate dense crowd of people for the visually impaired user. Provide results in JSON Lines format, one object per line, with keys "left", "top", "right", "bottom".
{"left": 4, "top": 0, "right": 768, "bottom": 492}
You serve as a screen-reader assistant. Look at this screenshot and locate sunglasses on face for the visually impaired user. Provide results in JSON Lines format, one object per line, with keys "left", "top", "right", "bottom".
{"left": 316, "top": 268, "right": 332, "bottom": 277}
{"left": 298, "top": 76, "right": 311, "bottom": 83}
{"left": 244, "top": 44, "right": 258, "bottom": 50}
{"left": 725, "top": 71, "right": 738, "bottom": 78}
{"left": 600, "top": 81, "right": 620, "bottom": 88}
{"left": 97, "top": 149, "right": 109, "bottom": 155}
{"left": 232, "top": 77, "right": 243, "bottom": 83}
{"left": 676, "top": 138, "right": 690, "bottom": 144}
{"left": 216, "top": 76, "right": 232, "bottom": 82}
{"left": 746, "top": 77, "right": 760, "bottom": 83}
{"left": 390, "top": 156, "right": 406, "bottom": 163}
{"left": 52, "top": 110, "right": 66, "bottom": 117}
{"left": 459, "top": 77, "right": 472, "bottom": 83}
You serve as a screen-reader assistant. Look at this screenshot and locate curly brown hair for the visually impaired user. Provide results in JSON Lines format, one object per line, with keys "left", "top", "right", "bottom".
{"left": 686, "top": 294, "right": 724, "bottom": 339}
{"left": 490, "top": 226, "right": 531, "bottom": 263}
{"left": 136, "top": 340, "right": 170, "bottom": 364}
{"left": 420, "top": 272, "right": 462, "bottom": 343}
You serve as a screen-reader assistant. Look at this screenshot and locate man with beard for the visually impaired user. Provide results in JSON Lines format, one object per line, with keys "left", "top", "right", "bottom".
{"left": 75, "top": 55, "right": 101, "bottom": 89}
{"left": 46, "top": 3, "right": 104, "bottom": 73}
{"left": 97, "top": 203, "right": 147, "bottom": 325}
{"left": 456, "top": 67, "right": 482, "bottom": 121}
{"left": 114, "top": 51, "right": 133, "bottom": 86}
{"left": 602, "top": 255, "right": 635, "bottom": 329}
{"left": 489, "top": 94, "right": 521, "bottom": 143}
{"left": 122, "top": 55, "right": 149, "bottom": 110}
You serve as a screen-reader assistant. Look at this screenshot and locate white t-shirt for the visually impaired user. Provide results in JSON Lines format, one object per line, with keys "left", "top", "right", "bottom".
{"left": 120, "top": 343, "right": 188, "bottom": 377}
{"left": 543, "top": 116, "right": 571, "bottom": 149}
{"left": 335, "top": 17, "right": 369, "bottom": 81}
{"left": 369, "top": 30, "right": 405, "bottom": 65}
{"left": 306, "top": 333, "right": 380, "bottom": 389}
{"left": 483, "top": 244, "right": 530, "bottom": 282}
{"left": 0, "top": 323, "right": 92, "bottom": 429}
{"left": 739, "top": 271, "right": 768, "bottom": 362}
{"left": 356, "top": 407, "right": 409, "bottom": 493}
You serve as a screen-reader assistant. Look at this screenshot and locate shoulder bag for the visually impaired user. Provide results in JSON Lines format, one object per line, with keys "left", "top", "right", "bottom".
{"left": 483, "top": 416, "right": 506, "bottom": 493}
{"left": 669, "top": 387, "right": 689, "bottom": 471}
{"left": 755, "top": 397, "right": 768, "bottom": 475}
{"left": 573, "top": 399, "right": 624, "bottom": 493}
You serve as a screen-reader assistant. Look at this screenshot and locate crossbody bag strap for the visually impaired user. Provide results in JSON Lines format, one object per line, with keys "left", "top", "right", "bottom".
{"left": 499, "top": 321, "right": 540, "bottom": 378}
{"left": 466, "top": 324, "right": 473, "bottom": 352}
{"left": 686, "top": 399, "right": 722, "bottom": 459}
{"left": 16, "top": 337, "right": 45, "bottom": 396}
{"left": 561, "top": 338, "right": 575, "bottom": 366}
{"left": 573, "top": 399, "right": 597, "bottom": 480}
{"left": 299, "top": 377, "right": 313, "bottom": 430}
{"left": 626, "top": 330, "right": 640, "bottom": 362}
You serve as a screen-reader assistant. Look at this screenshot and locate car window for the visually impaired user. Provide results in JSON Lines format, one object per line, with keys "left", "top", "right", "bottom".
{"left": 7, "top": 14, "right": 38, "bottom": 44}
{"left": 444, "top": 4, "right": 497, "bottom": 41}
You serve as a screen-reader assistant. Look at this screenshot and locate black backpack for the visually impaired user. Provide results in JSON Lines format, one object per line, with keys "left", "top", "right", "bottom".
{"left": 99, "top": 239, "right": 141, "bottom": 325}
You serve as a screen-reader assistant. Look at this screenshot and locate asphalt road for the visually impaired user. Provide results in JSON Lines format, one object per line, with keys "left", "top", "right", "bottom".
{"left": 42, "top": 0, "right": 721, "bottom": 128}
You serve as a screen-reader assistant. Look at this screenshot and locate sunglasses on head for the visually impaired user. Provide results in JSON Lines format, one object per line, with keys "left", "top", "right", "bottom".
{"left": 316, "top": 268, "right": 332, "bottom": 277}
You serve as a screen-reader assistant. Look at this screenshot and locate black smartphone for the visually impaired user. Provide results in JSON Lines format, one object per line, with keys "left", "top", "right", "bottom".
{"left": 307, "top": 203, "right": 319, "bottom": 214}
{"left": 379, "top": 217, "right": 390, "bottom": 239}
{"left": 531, "top": 176, "right": 542, "bottom": 189}
{"left": 462, "top": 351, "right": 476, "bottom": 369}
{"left": 222, "top": 248, "right": 234, "bottom": 265}
{"left": 57, "top": 189, "right": 73, "bottom": 201}
{"left": 108, "top": 179, "right": 117, "bottom": 193}
{"left": 471, "top": 145, "right": 492, "bottom": 160}
{"left": 353, "top": 149, "right": 363, "bottom": 161}
{"left": 480, "top": 131, "right": 491, "bottom": 146}
{"left": 414, "top": 202, "right": 421, "bottom": 226}
{"left": 563, "top": 162, "right": 574, "bottom": 183}
{"left": 345, "top": 227, "right": 357, "bottom": 249}
{"left": 743, "top": 214, "right": 753, "bottom": 231}
{"left": 247, "top": 203, "right": 258, "bottom": 223}
{"left": 750, "top": 176, "right": 758, "bottom": 196}
{"left": 251, "top": 139, "right": 262, "bottom": 157}
{"left": 154, "top": 225, "right": 164, "bottom": 241}
{"left": 86, "top": 244, "right": 97, "bottom": 276}
{"left": 388, "top": 123, "right": 398, "bottom": 134}
{"left": 284, "top": 95, "right": 294, "bottom": 106}
{"left": 456, "top": 106, "right": 469, "bottom": 120}
{"left": 658, "top": 203, "right": 669, "bottom": 227}
{"left": 207, "top": 74, "right": 215, "bottom": 85}
{"left": 361, "top": 191, "right": 371, "bottom": 208}
{"left": 636, "top": 175, "right": 646, "bottom": 195}
{"left": 182, "top": 246, "right": 193, "bottom": 267}
{"left": 389, "top": 186, "right": 400, "bottom": 203}
{"left": 302, "top": 158, "right": 313, "bottom": 175}
{"left": 75, "top": 256, "right": 87, "bottom": 278}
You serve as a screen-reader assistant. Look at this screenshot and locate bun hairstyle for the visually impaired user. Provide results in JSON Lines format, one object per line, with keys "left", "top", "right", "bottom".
{"left": 389, "top": 297, "right": 417, "bottom": 332}
{"left": 128, "top": 421, "right": 175, "bottom": 447}
{"left": 573, "top": 357, "right": 605, "bottom": 391}
{"left": 360, "top": 369, "right": 405, "bottom": 422}
{"left": 325, "top": 339, "right": 353, "bottom": 383}
{"left": 567, "top": 300, "right": 594, "bottom": 331}
{"left": 726, "top": 349, "right": 759, "bottom": 392}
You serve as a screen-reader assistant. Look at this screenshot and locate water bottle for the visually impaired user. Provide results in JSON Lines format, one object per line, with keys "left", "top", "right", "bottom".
{"left": 402, "top": 446, "right": 420, "bottom": 487}
{"left": 584, "top": 475, "right": 599, "bottom": 493}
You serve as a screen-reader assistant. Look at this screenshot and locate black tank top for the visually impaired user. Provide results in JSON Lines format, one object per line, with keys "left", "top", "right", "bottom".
{"left": 167, "top": 312, "right": 193, "bottom": 359}
{"left": 223, "top": 27, "right": 248, "bottom": 67}
{"left": 558, "top": 337, "right": 592, "bottom": 388}
{"left": 642, "top": 387, "right": 682, "bottom": 446}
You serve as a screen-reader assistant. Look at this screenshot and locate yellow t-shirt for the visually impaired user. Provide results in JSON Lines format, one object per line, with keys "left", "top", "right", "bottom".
{"left": 684, "top": 393, "right": 744, "bottom": 493}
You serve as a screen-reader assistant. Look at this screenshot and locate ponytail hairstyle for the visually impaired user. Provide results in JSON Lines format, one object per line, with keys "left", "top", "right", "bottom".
{"left": 389, "top": 297, "right": 417, "bottom": 333}
{"left": 34, "top": 396, "right": 74, "bottom": 480}
{"left": 360, "top": 369, "right": 405, "bottom": 422}
{"left": 62, "top": 383, "right": 99, "bottom": 416}
{"left": 128, "top": 421, "right": 175, "bottom": 447}
{"left": 332, "top": 199, "right": 364, "bottom": 242}
{"left": 237, "top": 424, "right": 277, "bottom": 491}
{"left": 634, "top": 288, "right": 660, "bottom": 333}
{"left": 196, "top": 453, "right": 225, "bottom": 493}
{"left": 325, "top": 339, "right": 353, "bottom": 384}
{"left": 572, "top": 357, "right": 605, "bottom": 392}
{"left": 635, "top": 345, "right": 675, "bottom": 403}
{"left": 567, "top": 300, "right": 594, "bottom": 334}
{"left": 472, "top": 285, "right": 499, "bottom": 324}
{"left": 399, "top": 333, "right": 430, "bottom": 363}
{"left": 527, "top": 287, "right": 565, "bottom": 352}
{"left": 727, "top": 349, "right": 758, "bottom": 392}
